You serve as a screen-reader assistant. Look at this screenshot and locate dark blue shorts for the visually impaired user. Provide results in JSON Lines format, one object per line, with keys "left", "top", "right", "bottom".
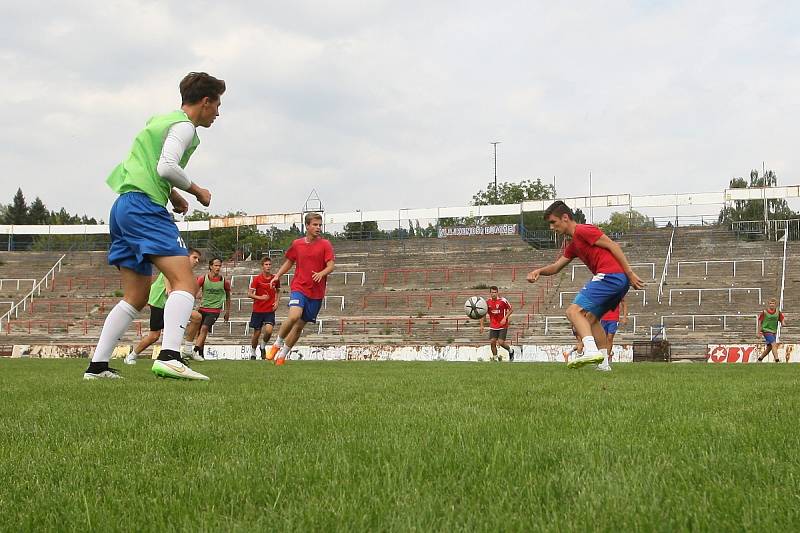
{"left": 762, "top": 331, "right": 777, "bottom": 344}
{"left": 601, "top": 320, "right": 619, "bottom": 335}
{"left": 107, "top": 192, "right": 187, "bottom": 276}
{"left": 288, "top": 291, "right": 323, "bottom": 324}
{"left": 250, "top": 312, "right": 276, "bottom": 330}
{"left": 573, "top": 273, "right": 630, "bottom": 319}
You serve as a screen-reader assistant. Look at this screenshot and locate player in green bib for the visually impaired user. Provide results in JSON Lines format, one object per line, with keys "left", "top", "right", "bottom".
{"left": 192, "top": 257, "right": 232, "bottom": 360}
{"left": 84, "top": 72, "right": 225, "bottom": 382}
{"left": 756, "top": 298, "right": 787, "bottom": 363}
{"left": 124, "top": 249, "right": 203, "bottom": 364}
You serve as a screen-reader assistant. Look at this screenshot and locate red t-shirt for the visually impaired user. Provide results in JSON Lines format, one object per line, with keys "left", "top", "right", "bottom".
{"left": 285, "top": 237, "right": 335, "bottom": 300}
{"left": 486, "top": 297, "right": 512, "bottom": 330}
{"left": 602, "top": 304, "right": 620, "bottom": 321}
{"left": 563, "top": 224, "right": 624, "bottom": 275}
{"left": 250, "top": 273, "right": 280, "bottom": 313}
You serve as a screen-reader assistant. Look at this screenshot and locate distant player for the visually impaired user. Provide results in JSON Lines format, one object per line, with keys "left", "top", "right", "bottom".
{"left": 527, "top": 201, "right": 644, "bottom": 369}
{"left": 597, "top": 298, "right": 627, "bottom": 372}
{"left": 265, "top": 213, "right": 335, "bottom": 365}
{"left": 756, "top": 298, "right": 786, "bottom": 363}
{"left": 125, "top": 248, "right": 203, "bottom": 364}
{"left": 192, "top": 257, "right": 231, "bottom": 361}
{"left": 84, "top": 72, "right": 224, "bottom": 381}
{"left": 479, "top": 286, "right": 515, "bottom": 361}
{"left": 248, "top": 257, "right": 281, "bottom": 360}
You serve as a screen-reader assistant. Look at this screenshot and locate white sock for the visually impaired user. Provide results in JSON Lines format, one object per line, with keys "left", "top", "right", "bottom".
{"left": 278, "top": 345, "right": 290, "bottom": 358}
{"left": 161, "top": 291, "right": 195, "bottom": 352}
{"left": 274, "top": 336, "right": 285, "bottom": 348}
{"left": 582, "top": 336, "right": 599, "bottom": 355}
{"left": 600, "top": 348, "right": 609, "bottom": 365}
{"left": 93, "top": 301, "right": 138, "bottom": 362}
{"left": 251, "top": 346, "right": 258, "bottom": 356}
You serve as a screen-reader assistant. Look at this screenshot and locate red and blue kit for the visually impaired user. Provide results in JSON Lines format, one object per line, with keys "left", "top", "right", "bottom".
{"left": 285, "top": 237, "right": 335, "bottom": 324}
{"left": 563, "top": 224, "right": 629, "bottom": 318}
{"left": 250, "top": 273, "right": 280, "bottom": 313}
{"left": 487, "top": 297, "right": 512, "bottom": 330}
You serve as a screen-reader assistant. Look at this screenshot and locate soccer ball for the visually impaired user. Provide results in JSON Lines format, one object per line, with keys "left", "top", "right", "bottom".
{"left": 464, "top": 296, "right": 488, "bottom": 319}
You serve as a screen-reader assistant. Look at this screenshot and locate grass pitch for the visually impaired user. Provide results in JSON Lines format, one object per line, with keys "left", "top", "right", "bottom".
{"left": 1, "top": 359, "right": 799, "bottom": 532}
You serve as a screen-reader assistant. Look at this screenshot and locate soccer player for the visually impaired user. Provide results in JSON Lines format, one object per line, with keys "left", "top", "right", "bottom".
{"left": 597, "top": 298, "right": 627, "bottom": 372}
{"left": 479, "top": 286, "right": 515, "bottom": 361}
{"left": 248, "top": 257, "right": 281, "bottom": 360}
{"left": 527, "top": 201, "right": 644, "bottom": 369}
{"left": 756, "top": 298, "right": 786, "bottom": 363}
{"left": 265, "top": 213, "right": 335, "bottom": 365}
{"left": 192, "top": 257, "right": 231, "bottom": 361}
{"left": 124, "top": 248, "right": 203, "bottom": 364}
{"left": 84, "top": 72, "right": 224, "bottom": 381}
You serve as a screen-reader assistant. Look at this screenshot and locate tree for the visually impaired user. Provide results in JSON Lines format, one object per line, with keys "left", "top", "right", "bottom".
{"left": 28, "top": 197, "right": 49, "bottom": 224}
{"left": 574, "top": 208, "right": 587, "bottom": 224}
{"left": 5, "top": 188, "right": 29, "bottom": 224}
{"left": 599, "top": 210, "right": 655, "bottom": 233}
{"left": 343, "top": 221, "right": 380, "bottom": 240}
{"left": 718, "top": 170, "right": 796, "bottom": 223}
{"left": 465, "top": 178, "right": 556, "bottom": 230}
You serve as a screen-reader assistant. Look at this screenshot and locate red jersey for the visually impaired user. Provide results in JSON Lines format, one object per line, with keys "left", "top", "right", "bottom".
{"left": 285, "top": 237, "right": 335, "bottom": 299}
{"left": 563, "top": 224, "right": 624, "bottom": 275}
{"left": 602, "top": 304, "right": 620, "bottom": 321}
{"left": 486, "top": 297, "right": 512, "bottom": 329}
{"left": 250, "top": 273, "right": 280, "bottom": 313}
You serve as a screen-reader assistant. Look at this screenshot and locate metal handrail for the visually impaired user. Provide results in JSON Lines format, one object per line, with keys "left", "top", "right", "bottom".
{"left": 0, "top": 254, "right": 66, "bottom": 331}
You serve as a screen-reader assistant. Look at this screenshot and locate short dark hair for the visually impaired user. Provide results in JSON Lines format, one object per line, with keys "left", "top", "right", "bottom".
{"left": 261, "top": 256, "right": 272, "bottom": 264}
{"left": 209, "top": 257, "right": 222, "bottom": 267}
{"left": 490, "top": 286, "right": 499, "bottom": 292}
{"left": 180, "top": 72, "right": 226, "bottom": 105}
{"left": 305, "top": 212, "right": 323, "bottom": 225}
{"left": 188, "top": 248, "right": 202, "bottom": 257}
{"left": 543, "top": 200, "right": 574, "bottom": 220}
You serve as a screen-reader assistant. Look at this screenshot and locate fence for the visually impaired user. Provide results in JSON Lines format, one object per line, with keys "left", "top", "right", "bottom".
{"left": 675, "top": 259, "right": 765, "bottom": 278}
{"left": 0, "top": 255, "right": 66, "bottom": 332}
{"left": 570, "top": 263, "right": 656, "bottom": 281}
{"left": 660, "top": 314, "right": 759, "bottom": 332}
{"left": 0, "top": 279, "right": 36, "bottom": 291}
{"left": 668, "top": 287, "right": 762, "bottom": 306}
{"left": 543, "top": 315, "right": 639, "bottom": 335}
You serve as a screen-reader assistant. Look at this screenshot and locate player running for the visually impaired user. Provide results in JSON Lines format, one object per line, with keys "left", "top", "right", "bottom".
{"left": 527, "top": 201, "right": 644, "bottom": 369}
{"left": 124, "top": 248, "right": 203, "bottom": 364}
{"left": 265, "top": 213, "right": 335, "bottom": 365}
{"left": 597, "top": 298, "right": 627, "bottom": 372}
{"left": 756, "top": 298, "right": 786, "bottom": 363}
{"left": 248, "top": 257, "right": 281, "bottom": 360}
{"left": 479, "top": 286, "right": 515, "bottom": 361}
{"left": 192, "top": 257, "right": 231, "bottom": 361}
{"left": 84, "top": 72, "right": 224, "bottom": 381}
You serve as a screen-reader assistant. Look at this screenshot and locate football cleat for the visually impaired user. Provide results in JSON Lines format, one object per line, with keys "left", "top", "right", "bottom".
{"left": 151, "top": 359, "right": 209, "bottom": 381}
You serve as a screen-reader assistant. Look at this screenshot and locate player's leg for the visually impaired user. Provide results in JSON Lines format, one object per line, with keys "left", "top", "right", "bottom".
{"left": 275, "top": 296, "right": 321, "bottom": 365}
{"left": 275, "top": 318, "right": 306, "bottom": 365}
{"left": 266, "top": 305, "right": 302, "bottom": 361}
{"left": 596, "top": 322, "right": 615, "bottom": 372}
{"left": 85, "top": 267, "right": 150, "bottom": 379}
{"left": 261, "top": 322, "right": 275, "bottom": 352}
{"left": 249, "top": 312, "right": 263, "bottom": 360}
{"left": 148, "top": 254, "right": 209, "bottom": 379}
{"left": 127, "top": 330, "right": 161, "bottom": 365}
{"left": 489, "top": 331, "right": 499, "bottom": 359}
{"left": 566, "top": 305, "right": 604, "bottom": 368}
{"left": 497, "top": 330, "right": 514, "bottom": 361}
{"left": 183, "top": 311, "right": 202, "bottom": 354}
{"left": 758, "top": 332, "right": 775, "bottom": 362}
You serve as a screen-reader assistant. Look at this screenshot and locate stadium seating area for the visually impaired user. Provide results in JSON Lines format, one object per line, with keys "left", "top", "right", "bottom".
{"left": 0, "top": 225, "right": 794, "bottom": 360}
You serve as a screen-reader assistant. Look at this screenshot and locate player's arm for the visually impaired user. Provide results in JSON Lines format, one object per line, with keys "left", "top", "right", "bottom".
{"left": 195, "top": 275, "right": 204, "bottom": 299}
{"left": 157, "top": 122, "right": 211, "bottom": 207}
{"left": 169, "top": 188, "right": 189, "bottom": 215}
{"left": 527, "top": 255, "right": 572, "bottom": 283}
{"left": 593, "top": 235, "right": 645, "bottom": 290}
{"left": 620, "top": 299, "right": 628, "bottom": 324}
{"left": 223, "top": 280, "right": 232, "bottom": 321}
{"left": 271, "top": 259, "right": 295, "bottom": 286}
{"left": 479, "top": 315, "right": 485, "bottom": 333}
{"left": 501, "top": 302, "right": 512, "bottom": 326}
{"left": 312, "top": 260, "right": 335, "bottom": 283}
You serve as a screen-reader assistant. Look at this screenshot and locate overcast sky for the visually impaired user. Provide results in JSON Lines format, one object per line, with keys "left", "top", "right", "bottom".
{"left": 2, "top": 0, "right": 799, "bottom": 221}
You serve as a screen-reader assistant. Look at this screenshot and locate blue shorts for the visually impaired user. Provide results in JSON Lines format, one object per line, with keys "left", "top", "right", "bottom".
{"left": 573, "top": 272, "right": 630, "bottom": 319}
{"left": 288, "top": 291, "right": 323, "bottom": 324}
{"left": 108, "top": 192, "right": 187, "bottom": 276}
{"left": 601, "top": 320, "right": 619, "bottom": 335}
{"left": 250, "top": 312, "right": 276, "bottom": 330}
{"left": 762, "top": 331, "right": 777, "bottom": 344}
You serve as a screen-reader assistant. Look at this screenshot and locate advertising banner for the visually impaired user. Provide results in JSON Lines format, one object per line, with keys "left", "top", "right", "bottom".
{"left": 437, "top": 224, "right": 518, "bottom": 238}
{"left": 706, "top": 344, "right": 800, "bottom": 363}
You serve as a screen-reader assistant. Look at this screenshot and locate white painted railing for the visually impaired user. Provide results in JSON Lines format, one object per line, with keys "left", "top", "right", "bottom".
{"left": 676, "top": 259, "right": 764, "bottom": 278}
{"left": 559, "top": 289, "right": 646, "bottom": 308}
{"left": 230, "top": 271, "right": 366, "bottom": 288}
{"left": 544, "top": 315, "right": 638, "bottom": 335}
{"left": 230, "top": 295, "right": 346, "bottom": 311}
{"left": 0, "top": 278, "right": 36, "bottom": 290}
{"left": 668, "top": 287, "right": 762, "bottom": 306}
{"left": 0, "top": 255, "right": 66, "bottom": 331}
{"left": 570, "top": 263, "right": 656, "bottom": 281}
{"left": 660, "top": 314, "right": 759, "bottom": 332}
{"left": 657, "top": 227, "right": 675, "bottom": 304}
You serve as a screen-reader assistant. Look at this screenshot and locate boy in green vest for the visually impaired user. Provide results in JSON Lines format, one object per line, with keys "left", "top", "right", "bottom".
{"left": 756, "top": 298, "right": 787, "bottom": 363}
{"left": 124, "top": 248, "right": 203, "bottom": 364}
{"left": 192, "top": 257, "right": 232, "bottom": 360}
{"left": 84, "top": 72, "right": 225, "bottom": 381}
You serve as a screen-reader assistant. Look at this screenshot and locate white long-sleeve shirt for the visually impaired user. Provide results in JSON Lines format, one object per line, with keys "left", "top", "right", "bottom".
{"left": 156, "top": 121, "right": 196, "bottom": 190}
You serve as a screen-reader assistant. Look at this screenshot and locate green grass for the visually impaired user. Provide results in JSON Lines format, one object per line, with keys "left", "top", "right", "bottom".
{"left": 1, "top": 360, "right": 799, "bottom": 532}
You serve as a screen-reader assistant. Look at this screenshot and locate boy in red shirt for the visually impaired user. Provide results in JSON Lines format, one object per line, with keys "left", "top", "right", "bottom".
{"left": 479, "top": 286, "right": 515, "bottom": 361}
{"left": 248, "top": 257, "right": 281, "bottom": 360}
{"left": 528, "top": 201, "right": 644, "bottom": 369}
{"left": 265, "top": 212, "right": 335, "bottom": 365}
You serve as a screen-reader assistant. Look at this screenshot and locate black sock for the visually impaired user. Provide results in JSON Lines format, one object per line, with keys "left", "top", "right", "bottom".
{"left": 157, "top": 349, "right": 180, "bottom": 361}
{"left": 86, "top": 361, "right": 109, "bottom": 373}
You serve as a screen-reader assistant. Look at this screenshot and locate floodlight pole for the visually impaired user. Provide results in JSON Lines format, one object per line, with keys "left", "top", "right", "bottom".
{"left": 491, "top": 141, "right": 501, "bottom": 203}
